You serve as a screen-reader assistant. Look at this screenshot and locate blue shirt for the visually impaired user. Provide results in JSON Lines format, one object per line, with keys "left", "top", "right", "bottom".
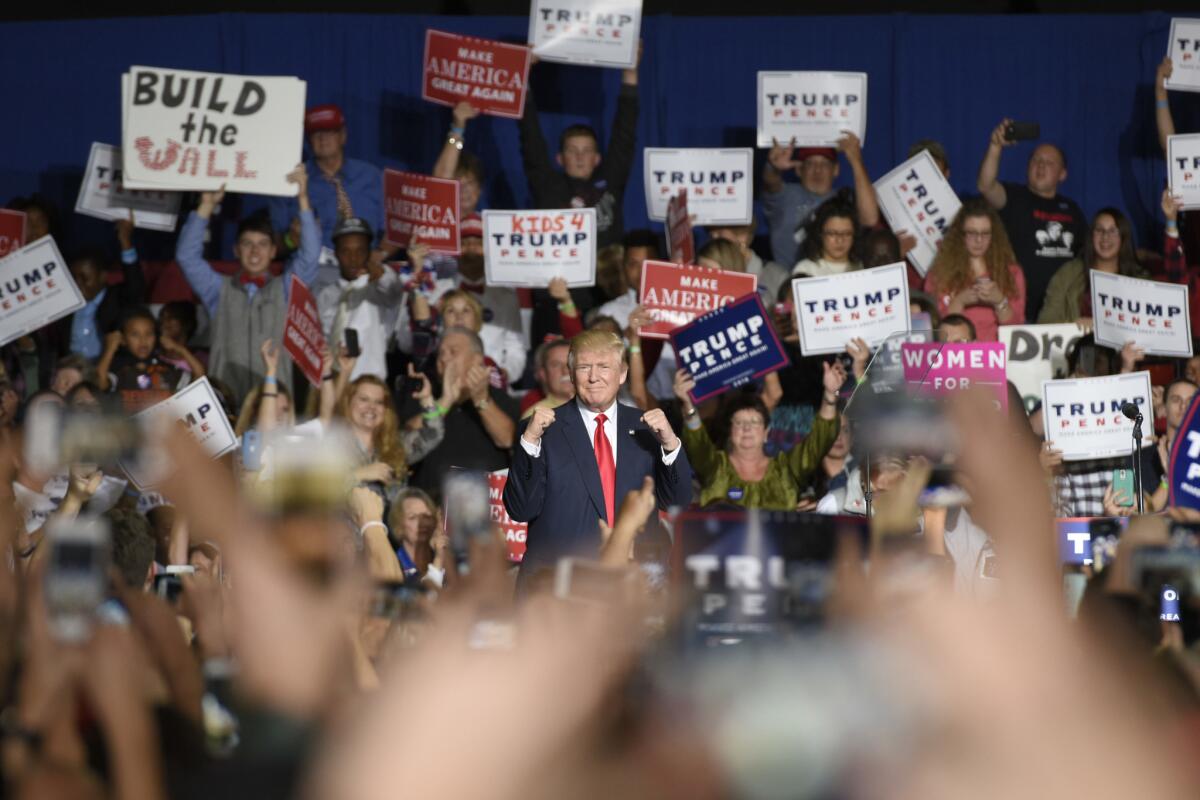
{"left": 268, "top": 157, "right": 384, "bottom": 249}
{"left": 760, "top": 182, "right": 834, "bottom": 269}
{"left": 69, "top": 287, "right": 107, "bottom": 359}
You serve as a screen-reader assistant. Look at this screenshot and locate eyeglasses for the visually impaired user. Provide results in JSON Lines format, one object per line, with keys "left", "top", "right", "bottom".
{"left": 963, "top": 230, "right": 992, "bottom": 240}
{"left": 822, "top": 230, "right": 854, "bottom": 240}
{"left": 730, "top": 418, "right": 765, "bottom": 430}
{"left": 1093, "top": 227, "right": 1121, "bottom": 239}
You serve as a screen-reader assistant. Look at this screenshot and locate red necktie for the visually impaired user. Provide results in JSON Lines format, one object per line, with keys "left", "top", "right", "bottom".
{"left": 593, "top": 413, "right": 616, "bottom": 525}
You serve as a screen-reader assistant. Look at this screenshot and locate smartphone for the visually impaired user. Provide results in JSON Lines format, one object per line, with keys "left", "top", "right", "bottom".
{"left": 1005, "top": 121, "right": 1040, "bottom": 142}
{"left": 1112, "top": 469, "right": 1136, "bottom": 507}
{"left": 553, "top": 557, "right": 637, "bottom": 606}
{"left": 241, "top": 430, "right": 262, "bottom": 472}
{"left": 343, "top": 328, "right": 361, "bottom": 358}
{"left": 153, "top": 573, "right": 184, "bottom": 604}
{"left": 443, "top": 470, "right": 493, "bottom": 550}
{"left": 44, "top": 516, "right": 111, "bottom": 642}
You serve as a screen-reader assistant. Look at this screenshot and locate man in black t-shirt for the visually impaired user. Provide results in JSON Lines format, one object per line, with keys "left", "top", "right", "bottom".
{"left": 977, "top": 118, "right": 1085, "bottom": 322}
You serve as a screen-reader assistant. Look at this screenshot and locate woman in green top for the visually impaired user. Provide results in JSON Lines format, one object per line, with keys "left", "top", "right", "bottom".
{"left": 1038, "top": 208, "right": 1149, "bottom": 326}
{"left": 672, "top": 362, "right": 843, "bottom": 509}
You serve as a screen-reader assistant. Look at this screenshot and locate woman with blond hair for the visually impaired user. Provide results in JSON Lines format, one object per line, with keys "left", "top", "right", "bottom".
{"left": 923, "top": 198, "right": 1026, "bottom": 341}
{"left": 412, "top": 288, "right": 526, "bottom": 385}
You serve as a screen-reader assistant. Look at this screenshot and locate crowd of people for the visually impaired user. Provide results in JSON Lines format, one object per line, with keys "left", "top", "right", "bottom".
{"left": 0, "top": 39, "right": 1197, "bottom": 799}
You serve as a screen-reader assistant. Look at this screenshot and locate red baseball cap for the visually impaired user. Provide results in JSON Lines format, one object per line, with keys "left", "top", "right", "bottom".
{"left": 305, "top": 104, "right": 345, "bottom": 133}
{"left": 794, "top": 147, "right": 837, "bottom": 163}
{"left": 461, "top": 213, "right": 483, "bottom": 239}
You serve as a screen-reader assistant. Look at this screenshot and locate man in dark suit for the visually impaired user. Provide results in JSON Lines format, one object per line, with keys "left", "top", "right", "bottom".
{"left": 504, "top": 330, "right": 692, "bottom": 585}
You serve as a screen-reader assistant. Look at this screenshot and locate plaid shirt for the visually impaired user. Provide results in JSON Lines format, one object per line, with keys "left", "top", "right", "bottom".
{"left": 1053, "top": 449, "right": 1161, "bottom": 517}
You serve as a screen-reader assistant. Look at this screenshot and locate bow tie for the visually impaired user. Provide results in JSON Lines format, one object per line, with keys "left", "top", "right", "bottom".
{"left": 239, "top": 272, "right": 269, "bottom": 288}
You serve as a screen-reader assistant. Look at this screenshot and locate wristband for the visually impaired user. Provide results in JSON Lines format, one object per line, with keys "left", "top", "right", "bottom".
{"left": 283, "top": 232, "right": 297, "bottom": 251}
{"left": 322, "top": 373, "right": 334, "bottom": 382}
{"left": 120, "top": 247, "right": 138, "bottom": 265}
{"left": 360, "top": 521, "right": 388, "bottom": 536}
{"left": 1160, "top": 478, "right": 1169, "bottom": 490}
{"left": 475, "top": 397, "right": 492, "bottom": 411}
{"left": 449, "top": 124, "right": 465, "bottom": 136}
{"left": 684, "top": 415, "right": 702, "bottom": 431}
{"left": 629, "top": 345, "right": 642, "bottom": 355}
{"left": 262, "top": 392, "right": 277, "bottom": 398}
{"left": 263, "top": 375, "right": 277, "bottom": 385}
{"left": 423, "top": 404, "right": 448, "bottom": 420}
{"left": 557, "top": 301, "right": 577, "bottom": 313}
{"left": 823, "top": 393, "right": 839, "bottom": 405}
{"left": 1157, "top": 98, "right": 1169, "bottom": 109}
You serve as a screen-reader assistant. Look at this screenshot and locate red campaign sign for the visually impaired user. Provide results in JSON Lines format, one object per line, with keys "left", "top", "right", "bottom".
{"left": 283, "top": 276, "right": 326, "bottom": 387}
{"left": 638, "top": 259, "right": 758, "bottom": 340}
{"left": 666, "top": 190, "right": 694, "bottom": 265}
{"left": 383, "top": 170, "right": 461, "bottom": 254}
{"left": 422, "top": 30, "right": 532, "bottom": 119}
{"left": 0, "top": 210, "right": 26, "bottom": 259}
{"left": 488, "top": 470, "right": 527, "bottom": 563}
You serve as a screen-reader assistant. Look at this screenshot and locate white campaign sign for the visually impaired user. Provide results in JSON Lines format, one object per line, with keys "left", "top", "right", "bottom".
{"left": 874, "top": 150, "right": 961, "bottom": 277}
{"left": 643, "top": 148, "right": 753, "bottom": 225}
{"left": 75, "top": 142, "right": 181, "bottom": 232}
{"left": 756, "top": 71, "right": 867, "bottom": 148}
{"left": 1165, "top": 18, "right": 1200, "bottom": 93}
{"left": 0, "top": 237, "right": 84, "bottom": 347}
{"left": 1000, "top": 323, "right": 1083, "bottom": 413}
{"left": 1091, "top": 270, "right": 1192, "bottom": 357}
{"left": 121, "top": 66, "right": 306, "bottom": 196}
{"left": 122, "top": 376, "right": 238, "bottom": 489}
{"left": 1042, "top": 371, "right": 1152, "bottom": 461}
{"left": 483, "top": 208, "right": 596, "bottom": 287}
{"left": 792, "top": 262, "right": 910, "bottom": 355}
{"left": 1168, "top": 134, "right": 1200, "bottom": 210}
{"left": 527, "top": 0, "right": 641, "bottom": 69}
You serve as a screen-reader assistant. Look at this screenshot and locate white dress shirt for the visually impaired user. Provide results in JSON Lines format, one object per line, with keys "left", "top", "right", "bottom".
{"left": 520, "top": 398, "right": 682, "bottom": 467}
{"left": 317, "top": 269, "right": 404, "bottom": 381}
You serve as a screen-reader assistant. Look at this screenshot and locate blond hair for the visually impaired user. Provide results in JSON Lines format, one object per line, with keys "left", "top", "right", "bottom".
{"left": 697, "top": 238, "right": 747, "bottom": 272}
{"left": 438, "top": 289, "right": 484, "bottom": 332}
{"left": 568, "top": 330, "right": 626, "bottom": 370}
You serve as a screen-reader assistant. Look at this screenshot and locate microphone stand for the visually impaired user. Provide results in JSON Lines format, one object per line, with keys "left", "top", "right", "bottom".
{"left": 1131, "top": 412, "right": 1145, "bottom": 515}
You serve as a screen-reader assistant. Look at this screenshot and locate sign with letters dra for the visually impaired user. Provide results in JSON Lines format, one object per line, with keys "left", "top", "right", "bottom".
{"left": 1167, "top": 134, "right": 1200, "bottom": 210}
{"left": 121, "top": 66, "right": 306, "bottom": 197}
{"left": 643, "top": 148, "right": 753, "bottom": 225}
{"left": 1090, "top": 270, "right": 1192, "bottom": 357}
{"left": 639, "top": 259, "right": 758, "bottom": 340}
{"left": 488, "top": 470, "right": 528, "bottom": 563}
{"left": 528, "top": 0, "right": 641, "bottom": 69}
{"left": 756, "top": 71, "right": 867, "bottom": 148}
{"left": 792, "top": 262, "right": 910, "bottom": 356}
{"left": 1165, "top": 18, "right": 1200, "bottom": 93}
{"left": 122, "top": 376, "right": 238, "bottom": 490}
{"left": 1169, "top": 392, "right": 1200, "bottom": 510}
{"left": 1042, "top": 371, "right": 1152, "bottom": 461}
{"left": 901, "top": 342, "right": 1007, "bottom": 411}
{"left": 75, "top": 142, "right": 181, "bottom": 232}
{"left": 1000, "top": 323, "right": 1082, "bottom": 413}
{"left": 0, "top": 237, "right": 84, "bottom": 348}
{"left": 423, "top": 30, "right": 532, "bottom": 119}
{"left": 874, "top": 150, "right": 960, "bottom": 277}
{"left": 383, "top": 170, "right": 460, "bottom": 254}
{"left": 284, "top": 276, "right": 326, "bottom": 388}
{"left": 671, "top": 294, "right": 789, "bottom": 404}
{"left": 483, "top": 209, "right": 596, "bottom": 287}
{"left": 0, "top": 210, "right": 24, "bottom": 259}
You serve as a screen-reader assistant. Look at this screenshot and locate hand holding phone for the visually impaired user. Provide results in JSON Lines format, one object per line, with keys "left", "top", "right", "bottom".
{"left": 1004, "top": 121, "right": 1040, "bottom": 143}
{"left": 343, "top": 328, "right": 361, "bottom": 359}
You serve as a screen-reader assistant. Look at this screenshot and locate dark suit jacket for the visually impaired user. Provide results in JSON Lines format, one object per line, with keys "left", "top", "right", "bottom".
{"left": 503, "top": 401, "right": 692, "bottom": 582}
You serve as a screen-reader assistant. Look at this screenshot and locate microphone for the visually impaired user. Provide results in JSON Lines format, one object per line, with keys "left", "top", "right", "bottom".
{"left": 1121, "top": 401, "right": 1142, "bottom": 421}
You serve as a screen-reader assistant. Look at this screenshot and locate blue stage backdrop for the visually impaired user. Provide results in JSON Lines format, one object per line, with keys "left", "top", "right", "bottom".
{"left": 1, "top": 13, "right": 1198, "bottom": 259}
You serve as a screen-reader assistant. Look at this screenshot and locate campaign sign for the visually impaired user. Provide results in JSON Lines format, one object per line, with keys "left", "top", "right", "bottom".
{"left": 121, "top": 67, "right": 306, "bottom": 196}
{"left": 1165, "top": 18, "right": 1200, "bottom": 93}
{"left": 1000, "top": 323, "right": 1082, "bottom": 413}
{"left": 483, "top": 208, "right": 596, "bottom": 287}
{"left": 122, "top": 376, "right": 238, "bottom": 490}
{"left": 638, "top": 259, "right": 758, "bottom": 340}
{"left": 671, "top": 294, "right": 789, "bottom": 404}
{"left": 1042, "top": 371, "right": 1152, "bottom": 461}
{"left": 0, "top": 210, "right": 25, "bottom": 259}
{"left": 643, "top": 149, "right": 753, "bottom": 225}
{"left": 756, "top": 71, "right": 868, "bottom": 148}
{"left": 792, "top": 262, "right": 910, "bottom": 356}
{"left": 528, "top": 0, "right": 641, "bottom": 69}
{"left": 423, "top": 30, "right": 532, "bottom": 119}
{"left": 1091, "top": 270, "right": 1192, "bottom": 357}
{"left": 74, "top": 143, "right": 180, "bottom": 232}
{"left": 901, "top": 342, "right": 1007, "bottom": 411}
{"left": 283, "top": 276, "right": 325, "bottom": 387}
{"left": 874, "top": 150, "right": 961, "bottom": 277}
{"left": 1056, "top": 517, "right": 1128, "bottom": 566}
{"left": 1168, "top": 391, "right": 1200, "bottom": 510}
{"left": 666, "top": 190, "right": 694, "bottom": 265}
{"left": 1168, "top": 134, "right": 1200, "bottom": 210}
{"left": 672, "top": 510, "right": 868, "bottom": 643}
{"left": 0, "top": 237, "right": 84, "bottom": 348}
{"left": 488, "top": 470, "right": 528, "bottom": 563}
{"left": 383, "top": 170, "right": 460, "bottom": 254}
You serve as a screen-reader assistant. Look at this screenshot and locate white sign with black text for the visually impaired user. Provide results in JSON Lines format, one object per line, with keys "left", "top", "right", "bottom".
{"left": 874, "top": 150, "right": 960, "bottom": 277}
{"left": 1042, "top": 371, "right": 1153, "bottom": 462}
{"left": 1165, "top": 18, "right": 1200, "bottom": 93}
{"left": 75, "top": 142, "right": 181, "bottom": 232}
{"left": 1168, "top": 134, "right": 1200, "bottom": 210}
{"left": 483, "top": 208, "right": 597, "bottom": 287}
{"left": 122, "top": 377, "right": 238, "bottom": 489}
{"left": 527, "top": 0, "right": 641, "bottom": 69}
{"left": 0, "top": 237, "right": 84, "bottom": 348}
{"left": 791, "top": 262, "right": 910, "bottom": 355}
{"left": 643, "top": 148, "right": 753, "bottom": 225}
{"left": 756, "top": 71, "right": 867, "bottom": 148}
{"left": 1091, "top": 270, "right": 1192, "bottom": 357}
{"left": 1000, "top": 322, "right": 1083, "bottom": 412}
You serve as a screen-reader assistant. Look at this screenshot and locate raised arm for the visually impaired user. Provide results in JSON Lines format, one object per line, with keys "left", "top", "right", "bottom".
{"left": 114, "top": 214, "right": 147, "bottom": 305}
{"left": 838, "top": 132, "right": 879, "bottom": 228}
{"left": 503, "top": 411, "right": 554, "bottom": 523}
{"left": 1156, "top": 57, "right": 1175, "bottom": 155}
{"left": 976, "top": 119, "right": 1013, "bottom": 210}
{"left": 283, "top": 164, "right": 320, "bottom": 289}
{"left": 516, "top": 66, "right": 557, "bottom": 206}
{"left": 174, "top": 190, "right": 226, "bottom": 316}
{"left": 257, "top": 339, "right": 281, "bottom": 433}
{"left": 600, "top": 44, "right": 641, "bottom": 197}
{"left": 433, "top": 102, "right": 479, "bottom": 179}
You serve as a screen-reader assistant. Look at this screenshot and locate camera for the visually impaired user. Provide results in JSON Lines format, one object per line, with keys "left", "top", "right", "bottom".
{"left": 44, "top": 516, "right": 111, "bottom": 642}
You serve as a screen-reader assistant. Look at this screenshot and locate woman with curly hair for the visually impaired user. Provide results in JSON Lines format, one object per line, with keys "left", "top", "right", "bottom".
{"left": 791, "top": 196, "right": 862, "bottom": 277}
{"left": 333, "top": 373, "right": 444, "bottom": 492}
{"left": 923, "top": 198, "right": 1026, "bottom": 341}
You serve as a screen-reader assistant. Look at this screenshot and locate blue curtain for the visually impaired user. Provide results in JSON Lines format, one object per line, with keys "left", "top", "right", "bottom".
{"left": 1, "top": 12, "right": 1197, "bottom": 257}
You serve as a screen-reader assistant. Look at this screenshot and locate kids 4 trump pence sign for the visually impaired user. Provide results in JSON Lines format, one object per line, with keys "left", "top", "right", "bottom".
{"left": 121, "top": 66, "right": 306, "bottom": 196}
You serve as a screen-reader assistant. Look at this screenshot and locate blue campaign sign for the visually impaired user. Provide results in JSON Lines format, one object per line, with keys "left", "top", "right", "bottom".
{"left": 669, "top": 293, "right": 789, "bottom": 404}
{"left": 1169, "top": 392, "right": 1200, "bottom": 510}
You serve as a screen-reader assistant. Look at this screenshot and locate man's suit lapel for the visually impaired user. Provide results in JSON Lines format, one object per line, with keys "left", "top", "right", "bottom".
{"left": 559, "top": 404, "right": 608, "bottom": 523}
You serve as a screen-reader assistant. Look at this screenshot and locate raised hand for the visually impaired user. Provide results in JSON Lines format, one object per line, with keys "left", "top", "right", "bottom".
{"left": 548, "top": 276, "right": 571, "bottom": 303}
{"left": 768, "top": 137, "right": 801, "bottom": 172}
{"left": 989, "top": 118, "right": 1015, "bottom": 149}
{"left": 837, "top": 130, "right": 863, "bottom": 163}
{"left": 640, "top": 408, "right": 679, "bottom": 452}
{"left": 524, "top": 406, "right": 555, "bottom": 444}
{"left": 408, "top": 363, "right": 434, "bottom": 406}
{"left": 115, "top": 210, "right": 135, "bottom": 250}
{"left": 1162, "top": 187, "right": 1183, "bottom": 222}
{"left": 261, "top": 338, "right": 280, "bottom": 374}
{"left": 672, "top": 368, "right": 696, "bottom": 405}
{"left": 452, "top": 101, "right": 480, "bottom": 127}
